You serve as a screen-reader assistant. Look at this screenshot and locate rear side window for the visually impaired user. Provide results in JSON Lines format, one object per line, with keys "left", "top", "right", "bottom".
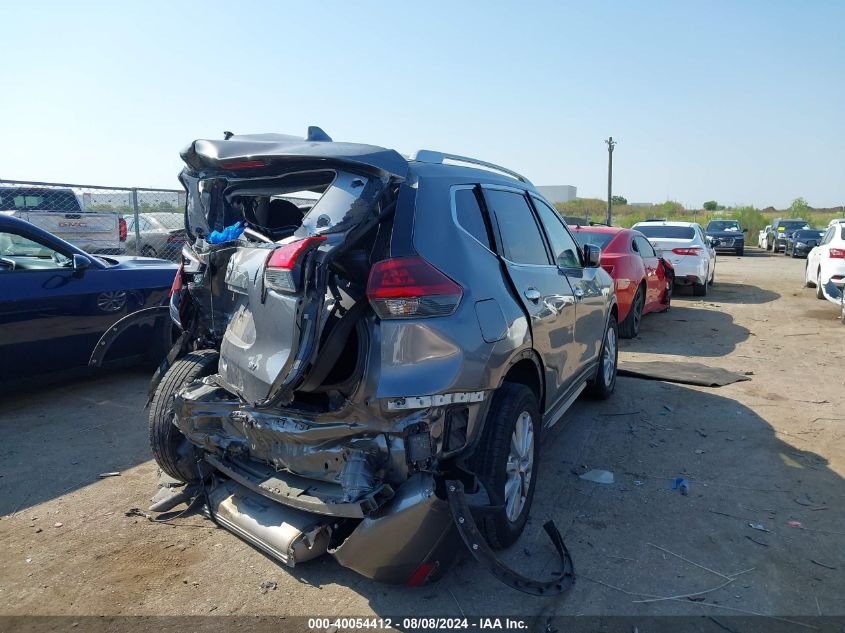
{"left": 633, "top": 235, "right": 656, "bottom": 257}
{"left": 483, "top": 189, "right": 550, "bottom": 265}
{"left": 454, "top": 187, "right": 491, "bottom": 249}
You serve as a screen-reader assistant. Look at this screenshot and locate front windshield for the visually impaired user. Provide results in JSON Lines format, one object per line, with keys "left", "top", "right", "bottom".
{"left": 707, "top": 221, "right": 741, "bottom": 232}
{"left": 778, "top": 221, "right": 809, "bottom": 231}
{"left": 793, "top": 230, "right": 824, "bottom": 240}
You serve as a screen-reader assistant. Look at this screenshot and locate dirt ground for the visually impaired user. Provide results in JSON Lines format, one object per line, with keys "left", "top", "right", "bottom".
{"left": 1, "top": 248, "right": 843, "bottom": 622}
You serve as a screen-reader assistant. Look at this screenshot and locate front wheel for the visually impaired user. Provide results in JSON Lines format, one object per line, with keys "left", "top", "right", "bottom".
{"left": 472, "top": 382, "right": 541, "bottom": 549}
{"left": 805, "top": 263, "right": 816, "bottom": 287}
{"left": 586, "top": 314, "right": 618, "bottom": 399}
{"left": 816, "top": 269, "right": 825, "bottom": 300}
{"left": 735, "top": 247, "right": 744, "bottom": 256}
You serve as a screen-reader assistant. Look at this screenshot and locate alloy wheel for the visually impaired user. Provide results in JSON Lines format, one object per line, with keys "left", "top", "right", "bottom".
{"left": 603, "top": 326, "right": 617, "bottom": 386}
{"left": 505, "top": 412, "right": 534, "bottom": 522}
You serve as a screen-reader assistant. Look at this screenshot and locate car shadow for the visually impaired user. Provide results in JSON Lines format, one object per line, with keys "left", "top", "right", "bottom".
{"left": 279, "top": 378, "right": 845, "bottom": 619}
{"left": 672, "top": 281, "right": 780, "bottom": 305}
{"left": 620, "top": 306, "right": 749, "bottom": 357}
{"left": 0, "top": 367, "right": 153, "bottom": 515}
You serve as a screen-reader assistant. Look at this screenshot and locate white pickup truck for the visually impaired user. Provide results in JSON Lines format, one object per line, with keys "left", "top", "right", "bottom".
{"left": 0, "top": 186, "right": 126, "bottom": 254}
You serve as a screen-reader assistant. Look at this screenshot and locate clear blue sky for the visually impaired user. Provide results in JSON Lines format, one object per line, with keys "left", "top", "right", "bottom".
{"left": 2, "top": 1, "right": 843, "bottom": 208}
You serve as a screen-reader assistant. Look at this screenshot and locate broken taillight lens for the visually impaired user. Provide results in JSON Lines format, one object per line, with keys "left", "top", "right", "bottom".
{"left": 366, "top": 256, "right": 463, "bottom": 319}
{"left": 264, "top": 236, "right": 326, "bottom": 293}
{"left": 169, "top": 262, "right": 184, "bottom": 297}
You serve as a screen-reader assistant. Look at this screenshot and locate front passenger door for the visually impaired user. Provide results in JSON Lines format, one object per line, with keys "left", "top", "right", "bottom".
{"left": 530, "top": 195, "right": 607, "bottom": 377}
{"left": 481, "top": 187, "right": 577, "bottom": 412}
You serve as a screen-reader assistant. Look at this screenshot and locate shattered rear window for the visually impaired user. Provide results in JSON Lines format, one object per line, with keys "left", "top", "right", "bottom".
{"left": 183, "top": 169, "right": 380, "bottom": 241}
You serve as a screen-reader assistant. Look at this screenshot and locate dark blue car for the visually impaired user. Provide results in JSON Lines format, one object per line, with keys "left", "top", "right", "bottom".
{"left": 0, "top": 214, "right": 178, "bottom": 385}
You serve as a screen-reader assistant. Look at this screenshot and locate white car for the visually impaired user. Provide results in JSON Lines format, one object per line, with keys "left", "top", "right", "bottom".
{"left": 805, "top": 220, "right": 845, "bottom": 305}
{"left": 758, "top": 225, "right": 771, "bottom": 249}
{"left": 632, "top": 220, "right": 717, "bottom": 296}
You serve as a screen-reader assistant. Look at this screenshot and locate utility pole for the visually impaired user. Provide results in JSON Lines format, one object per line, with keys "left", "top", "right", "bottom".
{"left": 605, "top": 137, "right": 616, "bottom": 225}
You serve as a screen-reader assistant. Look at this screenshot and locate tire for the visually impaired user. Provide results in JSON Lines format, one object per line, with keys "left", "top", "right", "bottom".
{"left": 708, "top": 267, "right": 715, "bottom": 286}
{"left": 766, "top": 238, "right": 773, "bottom": 251}
{"left": 735, "top": 247, "right": 744, "bottom": 256}
{"left": 693, "top": 281, "right": 707, "bottom": 296}
{"left": 816, "top": 269, "right": 825, "bottom": 300}
{"left": 472, "top": 382, "right": 541, "bottom": 549}
{"left": 618, "top": 285, "right": 644, "bottom": 339}
{"left": 805, "top": 263, "right": 816, "bottom": 287}
{"left": 586, "top": 314, "right": 618, "bottom": 400}
{"left": 149, "top": 350, "right": 218, "bottom": 482}
{"left": 772, "top": 243, "right": 780, "bottom": 254}
{"left": 141, "top": 245, "right": 158, "bottom": 258}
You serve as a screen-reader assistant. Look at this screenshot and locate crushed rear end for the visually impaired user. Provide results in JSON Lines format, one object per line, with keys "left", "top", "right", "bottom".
{"left": 160, "top": 130, "right": 478, "bottom": 584}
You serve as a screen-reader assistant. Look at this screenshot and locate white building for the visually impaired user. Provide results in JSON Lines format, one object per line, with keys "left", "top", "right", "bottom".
{"left": 536, "top": 185, "right": 577, "bottom": 203}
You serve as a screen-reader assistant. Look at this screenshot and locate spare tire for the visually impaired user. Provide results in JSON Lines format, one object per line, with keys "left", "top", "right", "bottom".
{"left": 148, "top": 350, "right": 218, "bottom": 482}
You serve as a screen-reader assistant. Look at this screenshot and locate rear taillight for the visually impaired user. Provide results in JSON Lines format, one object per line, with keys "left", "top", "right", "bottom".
{"left": 829, "top": 248, "right": 845, "bottom": 259}
{"left": 672, "top": 247, "right": 702, "bottom": 256}
{"left": 263, "top": 236, "right": 326, "bottom": 293}
{"left": 366, "top": 256, "right": 463, "bottom": 319}
{"left": 169, "top": 263, "right": 184, "bottom": 297}
{"left": 119, "top": 217, "right": 127, "bottom": 241}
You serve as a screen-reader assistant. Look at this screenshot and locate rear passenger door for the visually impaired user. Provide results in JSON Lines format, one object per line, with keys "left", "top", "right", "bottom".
{"left": 530, "top": 195, "right": 606, "bottom": 374}
{"left": 481, "top": 186, "right": 577, "bottom": 412}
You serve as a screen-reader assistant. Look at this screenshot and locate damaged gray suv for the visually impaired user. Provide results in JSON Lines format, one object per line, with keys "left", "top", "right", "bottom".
{"left": 150, "top": 127, "right": 618, "bottom": 590}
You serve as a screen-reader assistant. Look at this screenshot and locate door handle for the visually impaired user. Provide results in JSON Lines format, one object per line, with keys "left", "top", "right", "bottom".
{"left": 524, "top": 288, "right": 541, "bottom": 302}
{"left": 573, "top": 287, "right": 584, "bottom": 301}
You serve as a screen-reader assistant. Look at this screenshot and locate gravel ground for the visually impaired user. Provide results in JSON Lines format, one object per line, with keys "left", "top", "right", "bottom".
{"left": 1, "top": 248, "right": 843, "bottom": 622}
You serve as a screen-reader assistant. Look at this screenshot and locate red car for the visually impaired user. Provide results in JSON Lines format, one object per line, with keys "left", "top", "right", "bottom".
{"left": 570, "top": 225, "right": 674, "bottom": 337}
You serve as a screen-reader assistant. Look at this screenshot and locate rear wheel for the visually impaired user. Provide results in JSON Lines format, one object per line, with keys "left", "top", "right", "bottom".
{"left": 586, "top": 314, "right": 618, "bottom": 399}
{"left": 693, "top": 281, "right": 708, "bottom": 296}
{"left": 149, "top": 350, "right": 218, "bottom": 482}
{"left": 141, "top": 245, "right": 158, "bottom": 258}
{"left": 618, "top": 285, "right": 644, "bottom": 338}
{"left": 473, "top": 382, "right": 541, "bottom": 549}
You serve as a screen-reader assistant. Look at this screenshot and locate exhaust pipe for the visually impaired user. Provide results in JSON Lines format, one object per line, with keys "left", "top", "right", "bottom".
{"left": 205, "top": 479, "right": 331, "bottom": 567}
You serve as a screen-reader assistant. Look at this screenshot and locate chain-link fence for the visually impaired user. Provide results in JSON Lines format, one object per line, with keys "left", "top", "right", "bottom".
{"left": 0, "top": 179, "right": 187, "bottom": 261}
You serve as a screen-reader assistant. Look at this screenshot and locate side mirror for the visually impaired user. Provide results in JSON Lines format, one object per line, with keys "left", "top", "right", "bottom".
{"left": 742, "top": 228, "right": 748, "bottom": 233}
{"left": 72, "top": 254, "right": 92, "bottom": 275}
{"left": 583, "top": 243, "right": 602, "bottom": 268}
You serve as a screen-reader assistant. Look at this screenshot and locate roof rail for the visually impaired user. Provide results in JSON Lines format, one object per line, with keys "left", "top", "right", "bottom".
{"left": 411, "top": 150, "right": 530, "bottom": 184}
